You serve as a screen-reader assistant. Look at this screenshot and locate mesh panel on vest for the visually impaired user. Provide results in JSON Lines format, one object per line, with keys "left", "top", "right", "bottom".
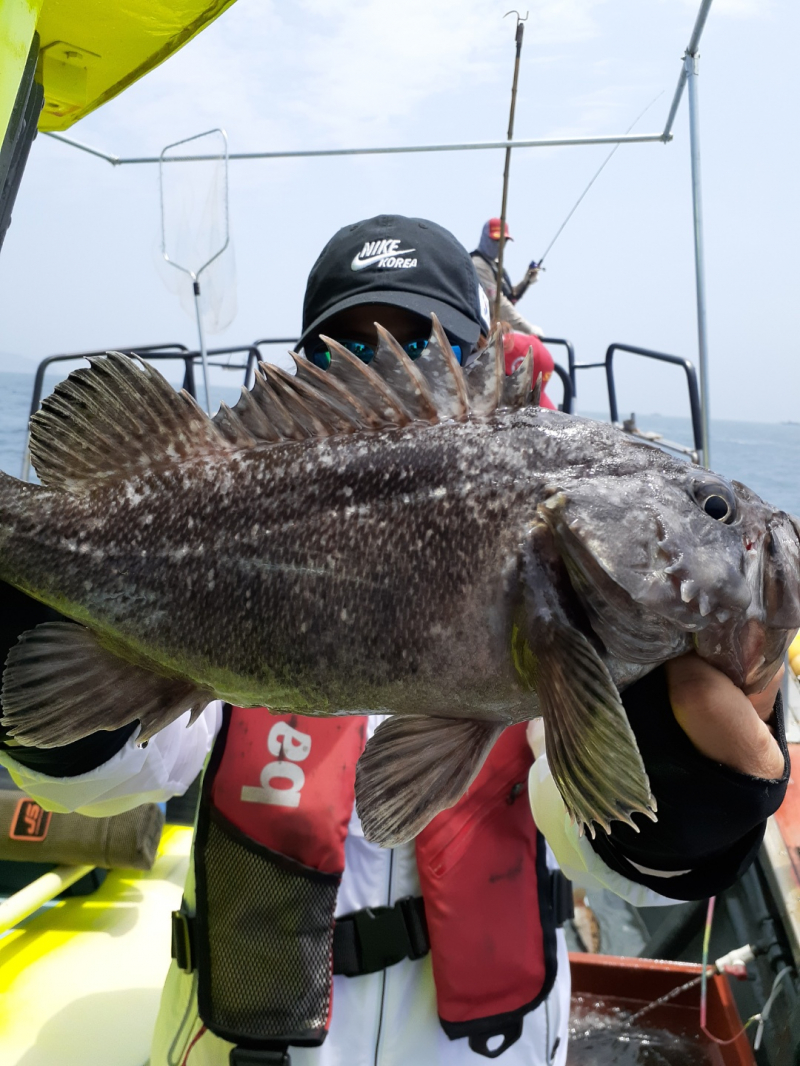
{"left": 198, "top": 816, "right": 338, "bottom": 1044}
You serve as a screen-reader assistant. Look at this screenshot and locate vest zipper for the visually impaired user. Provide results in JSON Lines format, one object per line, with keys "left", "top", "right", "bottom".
{"left": 373, "top": 846, "right": 394, "bottom": 1066}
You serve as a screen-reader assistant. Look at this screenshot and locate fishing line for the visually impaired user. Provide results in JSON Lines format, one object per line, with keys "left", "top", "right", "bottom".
{"left": 698, "top": 895, "right": 790, "bottom": 1048}
{"left": 536, "top": 90, "right": 665, "bottom": 268}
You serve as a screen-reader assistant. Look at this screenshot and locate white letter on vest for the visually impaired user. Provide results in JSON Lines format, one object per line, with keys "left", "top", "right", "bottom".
{"left": 268, "top": 722, "right": 312, "bottom": 762}
{"left": 241, "top": 721, "right": 312, "bottom": 807}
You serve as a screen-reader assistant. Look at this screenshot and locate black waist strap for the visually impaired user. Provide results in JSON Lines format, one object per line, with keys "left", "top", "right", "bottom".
{"left": 172, "top": 872, "right": 573, "bottom": 980}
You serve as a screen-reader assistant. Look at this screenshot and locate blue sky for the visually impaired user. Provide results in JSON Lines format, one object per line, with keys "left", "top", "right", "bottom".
{"left": 1, "top": 0, "right": 798, "bottom": 423}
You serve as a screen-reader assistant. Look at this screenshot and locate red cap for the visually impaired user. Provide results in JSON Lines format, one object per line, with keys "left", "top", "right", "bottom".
{"left": 487, "top": 217, "right": 512, "bottom": 241}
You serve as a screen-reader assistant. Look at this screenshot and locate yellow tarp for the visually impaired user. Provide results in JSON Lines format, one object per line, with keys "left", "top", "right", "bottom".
{"left": 0, "top": 0, "right": 45, "bottom": 144}
{"left": 34, "top": 0, "right": 238, "bottom": 132}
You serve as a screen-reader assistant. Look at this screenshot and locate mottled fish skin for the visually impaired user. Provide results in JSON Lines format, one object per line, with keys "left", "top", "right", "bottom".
{"left": 0, "top": 405, "right": 794, "bottom": 710}
{"left": 0, "top": 336, "right": 799, "bottom": 841}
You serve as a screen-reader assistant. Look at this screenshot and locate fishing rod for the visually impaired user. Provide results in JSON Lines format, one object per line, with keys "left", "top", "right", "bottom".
{"left": 532, "top": 91, "right": 665, "bottom": 270}
{"left": 493, "top": 10, "right": 528, "bottom": 326}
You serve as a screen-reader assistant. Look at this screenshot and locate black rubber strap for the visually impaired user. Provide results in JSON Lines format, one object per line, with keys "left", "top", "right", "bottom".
{"left": 229, "top": 1049, "right": 290, "bottom": 1065}
{"left": 549, "top": 869, "right": 574, "bottom": 927}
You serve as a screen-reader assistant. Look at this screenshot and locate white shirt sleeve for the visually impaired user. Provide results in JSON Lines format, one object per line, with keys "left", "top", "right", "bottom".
{"left": 0, "top": 702, "right": 223, "bottom": 818}
{"left": 527, "top": 721, "right": 677, "bottom": 907}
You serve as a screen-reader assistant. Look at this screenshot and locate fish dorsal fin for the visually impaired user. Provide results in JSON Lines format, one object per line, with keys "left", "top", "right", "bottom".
{"left": 320, "top": 337, "right": 411, "bottom": 428}
{"left": 464, "top": 330, "right": 505, "bottom": 418}
{"left": 216, "top": 377, "right": 284, "bottom": 444}
{"left": 531, "top": 370, "right": 543, "bottom": 408}
{"left": 501, "top": 345, "right": 534, "bottom": 408}
{"left": 411, "top": 314, "right": 470, "bottom": 422}
{"left": 29, "top": 352, "right": 233, "bottom": 492}
{"left": 235, "top": 365, "right": 310, "bottom": 442}
{"left": 260, "top": 362, "right": 350, "bottom": 438}
{"left": 372, "top": 325, "right": 439, "bottom": 424}
{"left": 214, "top": 401, "right": 259, "bottom": 448}
{"left": 291, "top": 353, "right": 383, "bottom": 430}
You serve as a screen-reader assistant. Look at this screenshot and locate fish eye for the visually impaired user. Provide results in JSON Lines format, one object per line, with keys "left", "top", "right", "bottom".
{"left": 693, "top": 480, "right": 737, "bottom": 524}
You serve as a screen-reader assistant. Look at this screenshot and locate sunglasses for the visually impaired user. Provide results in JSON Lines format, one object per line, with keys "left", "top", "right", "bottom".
{"left": 309, "top": 336, "right": 462, "bottom": 372}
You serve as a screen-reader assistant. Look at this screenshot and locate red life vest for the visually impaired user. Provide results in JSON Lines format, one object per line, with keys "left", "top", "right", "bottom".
{"left": 190, "top": 707, "right": 561, "bottom": 1058}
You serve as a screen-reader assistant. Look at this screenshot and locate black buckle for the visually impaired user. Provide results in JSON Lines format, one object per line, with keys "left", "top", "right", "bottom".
{"left": 395, "top": 895, "right": 429, "bottom": 959}
{"left": 171, "top": 907, "right": 195, "bottom": 974}
{"left": 337, "top": 895, "right": 429, "bottom": 976}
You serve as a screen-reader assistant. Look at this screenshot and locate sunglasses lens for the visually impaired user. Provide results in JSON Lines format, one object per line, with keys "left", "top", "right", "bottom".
{"left": 403, "top": 338, "right": 428, "bottom": 361}
{"left": 310, "top": 347, "right": 332, "bottom": 371}
{"left": 343, "top": 340, "right": 375, "bottom": 365}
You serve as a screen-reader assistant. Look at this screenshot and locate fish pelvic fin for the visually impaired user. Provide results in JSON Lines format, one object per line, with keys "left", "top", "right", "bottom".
{"left": 523, "top": 527, "right": 657, "bottom": 837}
{"left": 355, "top": 715, "right": 505, "bottom": 847}
{"left": 1, "top": 622, "right": 213, "bottom": 748}
{"left": 29, "top": 352, "right": 234, "bottom": 492}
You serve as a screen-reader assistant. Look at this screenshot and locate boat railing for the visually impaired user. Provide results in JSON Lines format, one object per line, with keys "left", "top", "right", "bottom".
{"left": 605, "top": 342, "right": 703, "bottom": 463}
{"left": 556, "top": 336, "right": 703, "bottom": 463}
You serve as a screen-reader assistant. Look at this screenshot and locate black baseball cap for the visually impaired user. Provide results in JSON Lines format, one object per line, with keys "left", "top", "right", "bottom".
{"left": 298, "top": 214, "right": 490, "bottom": 354}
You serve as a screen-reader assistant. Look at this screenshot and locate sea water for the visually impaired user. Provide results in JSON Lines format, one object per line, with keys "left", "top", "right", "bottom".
{"left": 1, "top": 369, "right": 799, "bottom": 517}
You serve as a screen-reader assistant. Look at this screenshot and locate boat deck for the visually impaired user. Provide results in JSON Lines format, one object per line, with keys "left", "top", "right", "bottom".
{"left": 0, "top": 824, "right": 192, "bottom": 1066}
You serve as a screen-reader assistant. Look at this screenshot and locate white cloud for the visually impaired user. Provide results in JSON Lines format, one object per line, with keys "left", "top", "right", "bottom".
{"left": 77, "top": 0, "right": 611, "bottom": 154}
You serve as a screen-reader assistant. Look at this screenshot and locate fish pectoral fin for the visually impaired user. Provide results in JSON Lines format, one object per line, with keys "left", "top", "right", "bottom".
{"left": 355, "top": 715, "right": 504, "bottom": 848}
{"left": 536, "top": 623, "right": 657, "bottom": 837}
{"left": 1, "top": 622, "right": 212, "bottom": 749}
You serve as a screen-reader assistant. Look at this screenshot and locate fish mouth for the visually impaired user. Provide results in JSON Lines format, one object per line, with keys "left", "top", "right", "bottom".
{"left": 711, "top": 510, "right": 800, "bottom": 690}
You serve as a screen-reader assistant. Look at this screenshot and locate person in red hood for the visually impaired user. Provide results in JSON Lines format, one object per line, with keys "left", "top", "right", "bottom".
{"left": 503, "top": 331, "right": 557, "bottom": 409}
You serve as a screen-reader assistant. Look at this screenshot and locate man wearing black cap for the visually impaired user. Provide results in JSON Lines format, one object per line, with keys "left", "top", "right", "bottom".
{"left": 297, "top": 213, "right": 491, "bottom": 371}
{"left": 0, "top": 215, "right": 788, "bottom": 1066}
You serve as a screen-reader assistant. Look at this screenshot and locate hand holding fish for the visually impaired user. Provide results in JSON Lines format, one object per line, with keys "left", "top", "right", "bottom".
{"left": 666, "top": 654, "right": 786, "bottom": 781}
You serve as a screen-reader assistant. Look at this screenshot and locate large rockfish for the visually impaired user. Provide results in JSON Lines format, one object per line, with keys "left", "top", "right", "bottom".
{"left": 0, "top": 320, "right": 798, "bottom": 847}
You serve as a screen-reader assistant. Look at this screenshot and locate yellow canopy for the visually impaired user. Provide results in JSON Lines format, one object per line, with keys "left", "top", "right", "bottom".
{"left": 1, "top": 0, "right": 238, "bottom": 141}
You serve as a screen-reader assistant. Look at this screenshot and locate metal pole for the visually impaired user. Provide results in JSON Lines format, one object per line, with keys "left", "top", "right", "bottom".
{"left": 192, "top": 279, "right": 213, "bottom": 414}
{"left": 493, "top": 13, "right": 526, "bottom": 326}
{"left": 45, "top": 130, "right": 670, "bottom": 166}
{"left": 686, "top": 52, "right": 711, "bottom": 467}
{"left": 0, "top": 865, "right": 94, "bottom": 935}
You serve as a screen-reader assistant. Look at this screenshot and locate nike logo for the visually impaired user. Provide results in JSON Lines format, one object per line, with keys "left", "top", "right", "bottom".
{"left": 351, "top": 238, "right": 416, "bottom": 270}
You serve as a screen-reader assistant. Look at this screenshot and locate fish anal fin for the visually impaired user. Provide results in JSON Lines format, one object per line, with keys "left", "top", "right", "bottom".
{"left": 355, "top": 716, "right": 504, "bottom": 847}
{"left": 30, "top": 353, "right": 233, "bottom": 492}
{"left": 1, "top": 622, "right": 213, "bottom": 749}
